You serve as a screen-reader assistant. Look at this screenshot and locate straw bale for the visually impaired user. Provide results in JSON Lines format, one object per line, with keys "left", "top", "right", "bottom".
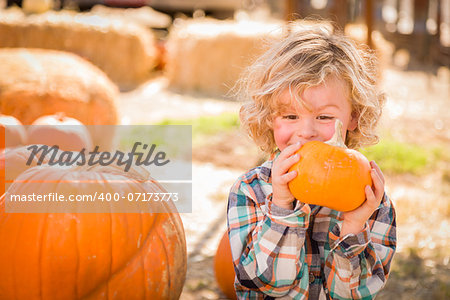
{"left": 289, "top": 19, "right": 335, "bottom": 34}
{"left": 90, "top": 5, "right": 171, "bottom": 29}
{"left": 22, "top": 0, "right": 53, "bottom": 14}
{"left": 0, "top": 9, "right": 158, "bottom": 90}
{"left": 0, "top": 48, "right": 119, "bottom": 150}
{"left": 165, "top": 18, "right": 284, "bottom": 98}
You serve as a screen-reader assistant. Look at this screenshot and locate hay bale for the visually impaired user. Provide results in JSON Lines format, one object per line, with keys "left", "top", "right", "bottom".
{"left": 0, "top": 48, "right": 119, "bottom": 150}
{"left": 90, "top": 5, "right": 171, "bottom": 29}
{"left": 0, "top": 9, "right": 158, "bottom": 90}
{"left": 165, "top": 18, "right": 284, "bottom": 98}
{"left": 289, "top": 19, "right": 335, "bottom": 35}
{"left": 22, "top": 0, "right": 53, "bottom": 14}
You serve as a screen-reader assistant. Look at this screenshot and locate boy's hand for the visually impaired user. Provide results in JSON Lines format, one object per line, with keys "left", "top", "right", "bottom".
{"left": 271, "top": 142, "right": 302, "bottom": 210}
{"left": 340, "top": 161, "right": 385, "bottom": 236}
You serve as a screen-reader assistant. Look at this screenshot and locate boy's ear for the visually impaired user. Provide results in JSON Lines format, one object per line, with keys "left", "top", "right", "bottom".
{"left": 348, "top": 112, "right": 358, "bottom": 131}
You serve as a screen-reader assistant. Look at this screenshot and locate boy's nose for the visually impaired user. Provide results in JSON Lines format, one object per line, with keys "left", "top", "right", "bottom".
{"left": 295, "top": 120, "right": 317, "bottom": 141}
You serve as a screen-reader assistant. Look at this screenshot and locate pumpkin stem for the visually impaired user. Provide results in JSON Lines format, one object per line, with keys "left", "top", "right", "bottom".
{"left": 55, "top": 112, "right": 66, "bottom": 122}
{"left": 325, "top": 119, "right": 347, "bottom": 148}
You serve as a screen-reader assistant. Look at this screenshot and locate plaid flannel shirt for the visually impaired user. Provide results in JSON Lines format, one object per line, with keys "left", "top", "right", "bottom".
{"left": 227, "top": 156, "right": 396, "bottom": 299}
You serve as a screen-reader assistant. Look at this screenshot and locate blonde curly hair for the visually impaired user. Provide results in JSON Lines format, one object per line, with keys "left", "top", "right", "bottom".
{"left": 238, "top": 26, "right": 385, "bottom": 152}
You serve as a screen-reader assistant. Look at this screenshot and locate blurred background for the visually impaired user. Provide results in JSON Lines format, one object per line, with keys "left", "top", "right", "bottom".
{"left": 0, "top": 0, "right": 448, "bottom": 299}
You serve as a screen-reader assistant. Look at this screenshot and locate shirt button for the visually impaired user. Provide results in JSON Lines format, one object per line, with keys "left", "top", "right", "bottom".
{"left": 309, "top": 272, "right": 315, "bottom": 283}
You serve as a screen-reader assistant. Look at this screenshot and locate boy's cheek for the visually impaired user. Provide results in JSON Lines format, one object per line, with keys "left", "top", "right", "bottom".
{"left": 322, "top": 126, "right": 337, "bottom": 142}
{"left": 273, "top": 133, "right": 288, "bottom": 151}
{"left": 273, "top": 124, "right": 291, "bottom": 150}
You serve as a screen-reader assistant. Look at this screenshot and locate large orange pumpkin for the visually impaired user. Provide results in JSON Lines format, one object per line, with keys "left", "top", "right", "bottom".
{"left": 214, "top": 230, "right": 237, "bottom": 300}
{"left": 27, "top": 113, "right": 93, "bottom": 152}
{"left": 0, "top": 163, "right": 187, "bottom": 299}
{"left": 0, "top": 114, "right": 27, "bottom": 149}
{"left": 0, "top": 48, "right": 119, "bottom": 151}
{"left": 288, "top": 120, "right": 372, "bottom": 212}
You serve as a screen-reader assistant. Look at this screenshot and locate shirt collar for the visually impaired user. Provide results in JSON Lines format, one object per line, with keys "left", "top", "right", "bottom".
{"left": 260, "top": 150, "right": 281, "bottom": 183}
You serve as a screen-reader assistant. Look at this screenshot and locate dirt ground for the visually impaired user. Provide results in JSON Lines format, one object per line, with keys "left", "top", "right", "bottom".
{"left": 118, "top": 34, "right": 449, "bottom": 299}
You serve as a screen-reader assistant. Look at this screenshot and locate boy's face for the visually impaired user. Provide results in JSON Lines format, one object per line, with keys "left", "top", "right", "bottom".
{"left": 272, "top": 76, "right": 357, "bottom": 151}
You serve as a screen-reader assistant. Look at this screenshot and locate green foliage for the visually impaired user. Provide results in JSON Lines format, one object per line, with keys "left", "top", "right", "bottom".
{"left": 117, "top": 126, "right": 192, "bottom": 160}
{"left": 157, "top": 113, "right": 240, "bottom": 141}
{"left": 361, "top": 138, "right": 441, "bottom": 175}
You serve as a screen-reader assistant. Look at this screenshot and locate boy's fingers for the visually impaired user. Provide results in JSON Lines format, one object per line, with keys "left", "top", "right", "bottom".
{"left": 278, "top": 142, "right": 302, "bottom": 159}
{"left": 370, "top": 161, "right": 385, "bottom": 185}
{"left": 273, "top": 142, "right": 302, "bottom": 174}
{"left": 371, "top": 168, "right": 384, "bottom": 201}
{"left": 274, "top": 153, "right": 300, "bottom": 175}
{"left": 365, "top": 185, "right": 379, "bottom": 209}
{"left": 281, "top": 170, "right": 297, "bottom": 184}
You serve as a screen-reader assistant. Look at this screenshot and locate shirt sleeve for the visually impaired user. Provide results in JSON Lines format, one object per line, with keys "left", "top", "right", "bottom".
{"left": 324, "top": 194, "right": 397, "bottom": 299}
{"left": 227, "top": 176, "right": 311, "bottom": 298}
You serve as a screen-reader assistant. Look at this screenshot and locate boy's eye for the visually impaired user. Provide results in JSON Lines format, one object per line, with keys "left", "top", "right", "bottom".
{"left": 282, "top": 115, "right": 299, "bottom": 120}
{"left": 317, "top": 115, "right": 334, "bottom": 120}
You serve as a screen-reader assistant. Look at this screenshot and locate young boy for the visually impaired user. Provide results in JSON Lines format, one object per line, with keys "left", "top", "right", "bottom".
{"left": 227, "top": 27, "right": 396, "bottom": 299}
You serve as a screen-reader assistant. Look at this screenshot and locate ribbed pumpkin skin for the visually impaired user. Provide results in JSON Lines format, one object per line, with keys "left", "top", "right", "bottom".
{"left": 288, "top": 141, "right": 372, "bottom": 212}
{"left": 214, "top": 231, "right": 237, "bottom": 300}
{"left": 0, "top": 165, "right": 187, "bottom": 300}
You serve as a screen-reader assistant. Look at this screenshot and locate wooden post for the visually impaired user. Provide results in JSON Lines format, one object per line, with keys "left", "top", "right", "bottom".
{"left": 330, "top": 0, "right": 348, "bottom": 32}
{"left": 285, "top": 0, "right": 297, "bottom": 22}
{"left": 366, "top": 0, "right": 374, "bottom": 48}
